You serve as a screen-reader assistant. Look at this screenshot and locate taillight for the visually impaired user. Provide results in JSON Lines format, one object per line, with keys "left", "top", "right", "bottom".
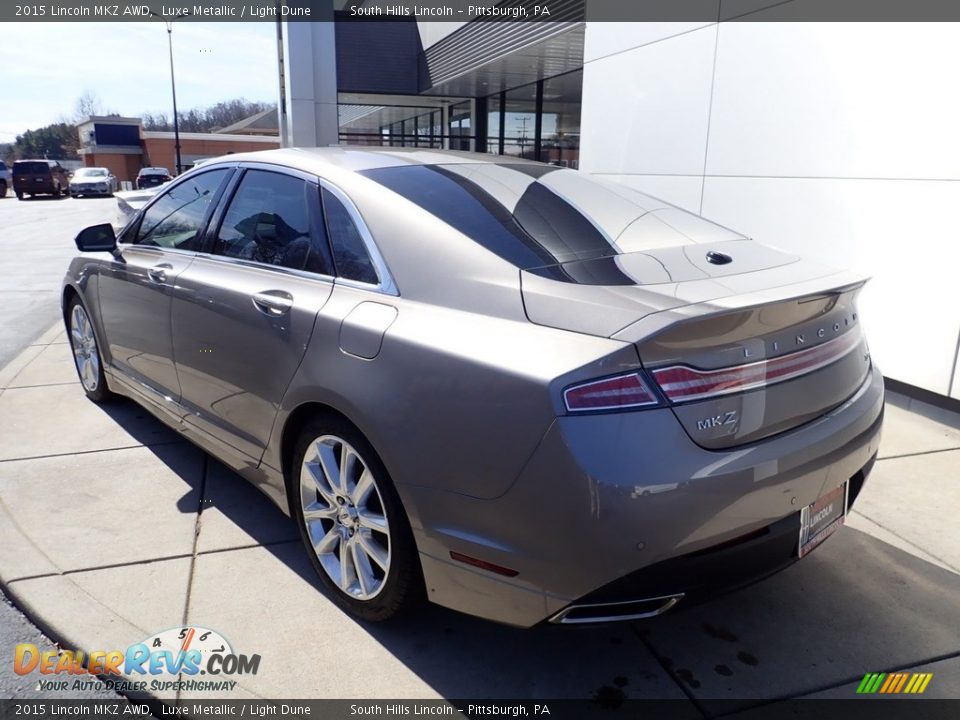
{"left": 564, "top": 373, "right": 660, "bottom": 413}
{"left": 651, "top": 330, "right": 862, "bottom": 404}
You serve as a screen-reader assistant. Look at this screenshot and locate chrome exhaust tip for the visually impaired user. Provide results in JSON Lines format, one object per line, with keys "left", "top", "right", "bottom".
{"left": 548, "top": 593, "right": 684, "bottom": 624}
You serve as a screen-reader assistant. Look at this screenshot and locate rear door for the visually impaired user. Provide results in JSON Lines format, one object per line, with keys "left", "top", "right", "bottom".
{"left": 170, "top": 164, "right": 335, "bottom": 461}
{"left": 97, "top": 168, "right": 233, "bottom": 404}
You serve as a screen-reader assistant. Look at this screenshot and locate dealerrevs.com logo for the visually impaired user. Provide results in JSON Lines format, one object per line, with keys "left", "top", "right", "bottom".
{"left": 14, "top": 626, "right": 260, "bottom": 693}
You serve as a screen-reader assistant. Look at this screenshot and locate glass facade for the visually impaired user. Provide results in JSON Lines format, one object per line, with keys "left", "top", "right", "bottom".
{"left": 502, "top": 82, "right": 538, "bottom": 159}
{"left": 484, "top": 69, "right": 582, "bottom": 167}
{"left": 338, "top": 105, "right": 447, "bottom": 148}
{"left": 336, "top": 70, "right": 582, "bottom": 165}
{"left": 540, "top": 71, "right": 582, "bottom": 168}
{"left": 448, "top": 101, "right": 473, "bottom": 151}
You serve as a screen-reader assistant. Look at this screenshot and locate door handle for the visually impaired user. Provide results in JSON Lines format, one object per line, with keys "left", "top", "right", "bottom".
{"left": 252, "top": 290, "right": 294, "bottom": 316}
{"left": 147, "top": 263, "right": 172, "bottom": 283}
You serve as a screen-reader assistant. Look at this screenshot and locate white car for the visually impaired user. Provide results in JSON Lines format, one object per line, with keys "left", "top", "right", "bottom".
{"left": 112, "top": 183, "right": 167, "bottom": 229}
{"left": 70, "top": 167, "right": 118, "bottom": 197}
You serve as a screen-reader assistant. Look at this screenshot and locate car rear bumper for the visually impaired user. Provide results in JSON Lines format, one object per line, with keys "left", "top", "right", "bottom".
{"left": 406, "top": 364, "right": 884, "bottom": 627}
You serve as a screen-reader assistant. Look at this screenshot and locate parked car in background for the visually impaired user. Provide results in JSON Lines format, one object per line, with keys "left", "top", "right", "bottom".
{"left": 0, "top": 160, "right": 11, "bottom": 198}
{"left": 70, "top": 167, "right": 118, "bottom": 197}
{"left": 13, "top": 159, "right": 70, "bottom": 199}
{"left": 62, "top": 148, "right": 883, "bottom": 627}
{"left": 136, "top": 167, "right": 172, "bottom": 189}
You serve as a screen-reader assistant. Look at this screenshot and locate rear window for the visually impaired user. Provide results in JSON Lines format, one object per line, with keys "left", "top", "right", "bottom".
{"left": 360, "top": 164, "right": 665, "bottom": 269}
{"left": 361, "top": 165, "right": 563, "bottom": 268}
{"left": 14, "top": 162, "right": 51, "bottom": 174}
{"left": 361, "top": 164, "right": 744, "bottom": 272}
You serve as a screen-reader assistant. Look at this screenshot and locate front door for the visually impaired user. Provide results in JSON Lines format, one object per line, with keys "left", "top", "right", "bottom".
{"left": 97, "top": 168, "right": 232, "bottom": 402}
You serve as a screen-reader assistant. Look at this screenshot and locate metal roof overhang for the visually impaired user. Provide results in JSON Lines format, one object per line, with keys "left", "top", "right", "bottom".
{"left": 422, "top": 21, "right": 585, "bottom": 96}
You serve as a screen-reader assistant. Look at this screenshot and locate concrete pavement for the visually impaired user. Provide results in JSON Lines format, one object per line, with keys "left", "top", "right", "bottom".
{"left": 0, "top": 323, "right": 958, "bottom": 709}
{"left": 0, "top": 193, "right": 124, "bottom": 700}
{"left": 0, "top": 195, "right": 117, "bottom": 369}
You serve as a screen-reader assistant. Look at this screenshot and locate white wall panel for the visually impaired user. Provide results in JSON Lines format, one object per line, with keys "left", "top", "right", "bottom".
{"left": 580, "top": 24, "right": 718, "bottom": 176}
{"left": 583, "top": 22, "right": 715, "bottom": 63}
{"left": 706, "top": 23, "right": 960, "bottom": 180}
{"left": 700, "top": 177, "right": 960, "bottom": 395}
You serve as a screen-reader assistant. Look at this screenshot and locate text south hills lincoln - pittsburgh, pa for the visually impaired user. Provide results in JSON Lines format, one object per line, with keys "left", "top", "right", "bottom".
{"left": 45, "top": 4, "right": 312, "bottom": 18}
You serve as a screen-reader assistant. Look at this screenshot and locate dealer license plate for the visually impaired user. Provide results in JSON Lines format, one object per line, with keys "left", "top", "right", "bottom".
{"left": 798, "top": 482, "right": 847, "bottom": 558}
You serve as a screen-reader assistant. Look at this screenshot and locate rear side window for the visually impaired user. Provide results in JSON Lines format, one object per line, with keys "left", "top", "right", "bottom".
{"left": 134, "top": 169, "right": 229, "bottom": 250}
{"left": 14, "top": 161, "right": 50, "bottom": 174}
{"left": 214, "top": 170, "right": 331, "bottom": 275}
{"left": 321, "top": 188, "right": 378, "bottom": 285}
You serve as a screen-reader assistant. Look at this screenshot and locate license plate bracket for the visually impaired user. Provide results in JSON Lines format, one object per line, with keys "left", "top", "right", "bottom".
{"left": 798, "top": 482, "right": 847, "bottom": 558}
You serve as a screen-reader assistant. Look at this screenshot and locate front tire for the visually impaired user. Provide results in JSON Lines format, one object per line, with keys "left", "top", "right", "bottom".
{"left": 0, "top": 180, "right": 7, "bottom": 197}
{"left": 67, "top": 298, "right": 112, "bottom": 403}
{"left": 291, "top": 416, "right": 422, "bottom": 621}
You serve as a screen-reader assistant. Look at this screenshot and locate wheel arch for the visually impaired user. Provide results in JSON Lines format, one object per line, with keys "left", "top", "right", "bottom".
{"left": 62, "top": 278, "right": 112, "bottom": 368}
{"left": 279, "top": 401, "right": 367, "bottom": 506}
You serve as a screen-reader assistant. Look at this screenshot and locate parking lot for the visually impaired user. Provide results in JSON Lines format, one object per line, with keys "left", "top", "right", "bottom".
{"left": 0, "top": 196, "right": 958, "bottom": 711}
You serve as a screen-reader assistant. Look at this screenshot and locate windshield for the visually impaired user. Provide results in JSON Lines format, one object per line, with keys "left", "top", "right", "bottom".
{"left": 14, "top": 161, "right": 50, "bottom": 174}
{"left": 75, "top": 168, "right": 108, "bottom": 178}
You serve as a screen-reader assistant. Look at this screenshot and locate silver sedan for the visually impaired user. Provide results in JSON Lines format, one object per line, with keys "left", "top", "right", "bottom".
{"left": 62, "top": 148, "right": 883, "bottom": 626}
{"left": 69, "top": 167, "right": 117, "bottom": 197}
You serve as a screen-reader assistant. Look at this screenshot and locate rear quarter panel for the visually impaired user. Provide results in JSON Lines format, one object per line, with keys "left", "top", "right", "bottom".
{"left": 271, "top": 285, "right": 640, "bottom": 501}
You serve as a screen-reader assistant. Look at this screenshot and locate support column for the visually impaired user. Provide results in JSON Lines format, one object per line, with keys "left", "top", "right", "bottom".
{"left": 279, "top": 6, "right": 339, "bottom": 148}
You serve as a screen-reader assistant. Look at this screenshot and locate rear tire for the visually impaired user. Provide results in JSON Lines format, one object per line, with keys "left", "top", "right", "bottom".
{"left": 67, "top": 297, "right": 112, "bottom": 403}
{"left": 16, "top": 191, "right": 24, "bottom": 200}
{"left": 291, "top": 415, "right": 423, "bottom": 622}
{"left": 0, "top": 180, "right": 6, "bottom": 197}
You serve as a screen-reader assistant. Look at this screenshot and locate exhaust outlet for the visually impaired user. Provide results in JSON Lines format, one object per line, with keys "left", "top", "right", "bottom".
{"left": 549, "top": 593, "right": 684, "bottom": 624}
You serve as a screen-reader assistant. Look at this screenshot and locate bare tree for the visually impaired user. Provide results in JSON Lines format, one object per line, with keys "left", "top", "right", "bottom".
{"left": 73, "top": 91, "right": 105, "bottom": 122}
{"left": 140, "top": 99, "right": 275, "bottom": 133}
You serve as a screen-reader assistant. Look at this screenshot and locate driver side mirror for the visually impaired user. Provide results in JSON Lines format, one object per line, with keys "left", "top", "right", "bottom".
{"left": 75, "top": 223, "right": 117, "bottom": 253}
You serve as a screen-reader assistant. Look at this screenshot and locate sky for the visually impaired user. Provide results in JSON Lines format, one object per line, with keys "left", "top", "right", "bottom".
{"left": 0, "top": 22, "right": 279, "bottom": 142}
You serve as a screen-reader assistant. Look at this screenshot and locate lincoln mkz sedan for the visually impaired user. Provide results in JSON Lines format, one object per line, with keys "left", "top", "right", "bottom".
{"left": 63, "top": 148, "right": 883, "bottom": 626}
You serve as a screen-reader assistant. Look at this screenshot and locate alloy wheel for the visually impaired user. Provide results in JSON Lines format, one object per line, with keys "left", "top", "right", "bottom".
{"left": 70, "top": 304, "right": 100, "bottom": 392}
{"left": 299, "top": 435, "right": 391, "bottom": 600}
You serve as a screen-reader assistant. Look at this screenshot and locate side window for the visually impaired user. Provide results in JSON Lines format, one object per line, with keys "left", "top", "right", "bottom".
{"left": 135, "top": 169, "right": 229, "bottom": 250}
{"left": 321, "top": 187, "right": 378, "bottom": 285}
{"left": 214, "top": 170, "right": 330, "bottom": 274}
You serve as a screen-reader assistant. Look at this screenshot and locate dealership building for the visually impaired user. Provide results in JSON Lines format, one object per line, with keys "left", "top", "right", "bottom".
{"left": 276, "top": 9, "right": 958, "bottom": 404}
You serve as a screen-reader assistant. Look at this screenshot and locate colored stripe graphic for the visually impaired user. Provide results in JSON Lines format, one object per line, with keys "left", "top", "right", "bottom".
{"left": 858, "top": 673, "right": 885, "bottom": 693}
{"left": 857, "top": 672, "right": 933, "bottom": 695}
{"left": 879, "top": 674, "right": 896, "bottom": 693}
{"left": 893, "top": 673, "right": 909, "bottom": 693}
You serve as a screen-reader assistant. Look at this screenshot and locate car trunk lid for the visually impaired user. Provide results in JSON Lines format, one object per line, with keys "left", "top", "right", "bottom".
{"left": 520, "top": 242, "right": 872, "bottom": 449}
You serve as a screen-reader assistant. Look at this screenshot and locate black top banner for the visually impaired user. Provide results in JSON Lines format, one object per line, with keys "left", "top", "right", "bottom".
{"left": 7, "top": 0, "right": 960, "bottom": 23}
{"left": 0, "top": 699, "right": 957, "bottom": 720}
